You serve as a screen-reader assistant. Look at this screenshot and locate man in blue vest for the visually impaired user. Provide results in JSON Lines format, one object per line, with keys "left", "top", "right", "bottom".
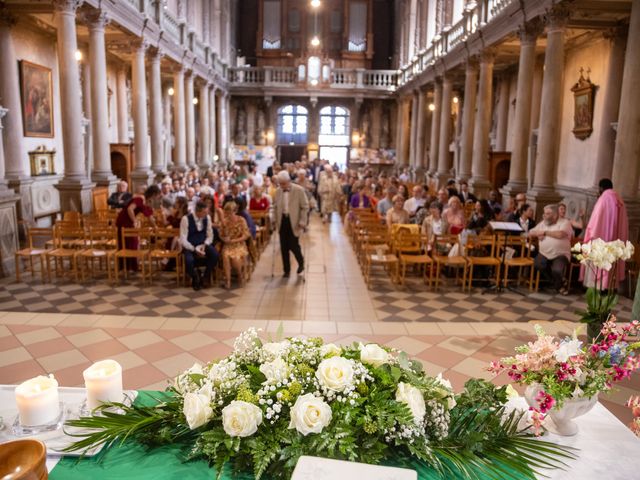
{"left": 180, "top": 201, "right": 218, "bottom": 291}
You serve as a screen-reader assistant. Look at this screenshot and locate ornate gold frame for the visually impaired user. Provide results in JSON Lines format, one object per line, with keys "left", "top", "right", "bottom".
{"left": 570, "top": 69, "right": 596, "bottom": 140}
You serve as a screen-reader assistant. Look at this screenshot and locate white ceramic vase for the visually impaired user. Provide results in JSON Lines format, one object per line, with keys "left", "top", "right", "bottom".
{"left": 524, "top": 384, "right": 598, "bottom": 436}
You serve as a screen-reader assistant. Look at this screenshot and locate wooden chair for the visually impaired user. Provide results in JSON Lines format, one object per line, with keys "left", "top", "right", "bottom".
{"left": 358, "top": 225, "right": 391, "bottom": 268}
{"left": 62, "top": 211, "right": 82, "bottom": 226}
{"left": 77, "top": 225, "right": 118, "bottom": 282}
{"left": 15, "top": 227, "right": 53, "bottom": 283}
{"left": 501, "top": 236, "right": 537, "bottom": 291}
{"left": 394, "top": 229, "right": 433, "bottom": 287}
{"left": 46, "top": 224, "right": 85, "bottom": 282}
{"left": 114, "top": 227, "right": 152, "bottom": 284}
{"left": 465, "top": 234, "right": 501, "bottom": 292}
{"left": 149, "top": 227, "right": 184, "bottom": 287}
{"left": 363, "top": 230, "right": 398, "bottom": 289}
{"left": 432, "top": 234, "right": 468, "bottom": 291}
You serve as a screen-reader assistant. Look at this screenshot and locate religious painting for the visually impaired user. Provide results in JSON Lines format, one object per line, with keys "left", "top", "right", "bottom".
{"left": 19, "top": 60, "right": 54, "bottom": 138}
{"left": 28, "top": 145, "right": 56, "bottom": 176}
{"left": 570, "top": 69, "right": 596, "bottom": 140}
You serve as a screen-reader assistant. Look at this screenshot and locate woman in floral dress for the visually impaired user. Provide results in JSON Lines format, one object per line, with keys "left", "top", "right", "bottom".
{"left": 220, "top": 201, "right": 251, "bottom": 289}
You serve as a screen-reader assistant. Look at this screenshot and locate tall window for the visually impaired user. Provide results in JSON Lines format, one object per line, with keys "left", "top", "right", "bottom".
{"left": 319, "top": 106, "right": 350, "bottom": 169}
{"left": 277, "top": 105, "right": 308, "bottom": 144}
{"left": 263, "top": 0, "right": 281, "bottom": 49}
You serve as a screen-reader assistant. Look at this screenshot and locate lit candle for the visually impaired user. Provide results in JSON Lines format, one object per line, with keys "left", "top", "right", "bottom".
{"left": 83, "top": 360, "right": 123, "bottom": 410}
{"left": 15, "top": 375, "right": 60, "bottom": 426}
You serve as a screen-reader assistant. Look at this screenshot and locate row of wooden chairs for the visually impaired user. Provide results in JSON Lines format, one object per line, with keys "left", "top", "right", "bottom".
{"left": 349, "top": 209, "right": 539, "bottom": 291}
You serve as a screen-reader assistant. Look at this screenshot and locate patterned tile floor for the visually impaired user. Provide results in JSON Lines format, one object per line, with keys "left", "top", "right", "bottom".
{"left": 0, "top": 213, "right": 637, "bottom": 429}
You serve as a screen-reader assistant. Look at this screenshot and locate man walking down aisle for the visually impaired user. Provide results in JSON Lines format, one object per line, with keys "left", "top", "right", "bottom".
{"left": 274, "top": 171, "right": 309, "bottom": 277}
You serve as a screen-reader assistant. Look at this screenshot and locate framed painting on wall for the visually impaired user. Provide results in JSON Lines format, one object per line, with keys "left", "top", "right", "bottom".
{"left": 19, "top": 60, "right": 54, "bottom": 138}
{"left": 570, "top": 69, "right": 596, "bottom": 140}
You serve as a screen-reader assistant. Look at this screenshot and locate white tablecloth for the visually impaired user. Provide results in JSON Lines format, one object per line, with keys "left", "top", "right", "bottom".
{"left": 2, "top": 387, "right": 639, "bottom": 478}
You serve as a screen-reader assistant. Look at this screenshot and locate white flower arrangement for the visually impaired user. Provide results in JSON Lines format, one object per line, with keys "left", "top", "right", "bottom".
{"left": 572, "top": 239, "right": 634, "bottom": 271}
{"left": 66, "top": 331, "right": 575, "bottom": 480}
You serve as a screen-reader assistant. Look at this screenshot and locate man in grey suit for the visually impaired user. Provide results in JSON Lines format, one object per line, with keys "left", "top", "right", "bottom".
{"left": 274, "top": 170, "right": 309, "bottom": 277}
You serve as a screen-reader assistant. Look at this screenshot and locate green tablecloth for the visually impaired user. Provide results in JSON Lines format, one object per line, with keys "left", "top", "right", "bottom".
{"left": 49, "top": 391, "right": 515, "bottom": 480}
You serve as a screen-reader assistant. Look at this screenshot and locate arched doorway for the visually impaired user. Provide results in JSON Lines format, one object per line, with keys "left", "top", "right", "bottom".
{"left": 318, "top": 105, "right": 350, "bottom": 170}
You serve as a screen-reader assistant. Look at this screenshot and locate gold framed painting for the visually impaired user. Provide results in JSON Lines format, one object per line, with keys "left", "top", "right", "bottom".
{"left": 570, "top": 70, "right": 596, "bottom": 140}
{"left": 28, "top": 146, "right": 56, "bottom": 176}
{"left": 19, "top": 60, "right": 54, "bottom": 138}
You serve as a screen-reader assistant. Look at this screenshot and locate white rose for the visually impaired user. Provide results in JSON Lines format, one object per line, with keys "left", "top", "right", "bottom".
{"left": 174, "top": 362, "right": 204, "bottom": 393}
{"left": 288, "top": 393, "right": 333, "bottom": 435}
{"left": 259, "top": 357, "right": 291, "bottom": 384}
{"left": 183, "top": 391, "right": 213, "bottom": 430}
{"left": 315, "top": 356, "right": 354, "bottom": 392}
{"left": 359, "top": 343, "right": 391, "bottom": 368}
{"left": 396, "top": 382, "right": 426, "bottom": 425}
{"left": 221, "top": 400, "right": 263, "bottom": 437}
{"left": 320, "top": 343, "right": 342, "bottom": 358}
{"left": 435, "top": 373, "right": 456, "bottom": 409}
{"left": 262, "top": 341, "right": 289, "bottom": 358}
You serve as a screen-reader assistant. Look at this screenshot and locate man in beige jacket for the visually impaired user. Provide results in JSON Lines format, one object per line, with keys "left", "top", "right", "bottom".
{"left": 274, "top": 170, "right": 309, "bottom": 277}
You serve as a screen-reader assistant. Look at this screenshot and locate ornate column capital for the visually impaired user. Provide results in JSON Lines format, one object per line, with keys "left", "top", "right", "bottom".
{"left": 149, "top": 46, "right": 164, "bottom": 61}
{"left": 603, "top": 24, "right": 629, "bottom": 42}
{"left": 518, "top": 17, "right": 544, "bottom": 44}
{"left": 0, "top": 6, "right": 17, "bottom": 27}
{"left": 131, "top": 38, "right": 149, "bottom": 54}
{"left": 544, "top": 3, "right": 571, "bottom": 32}
{"left": 53, "top": 0, "right": 83, "bottom": 14}
{"left": 80, "top": 8, "right": 109, "bottom": 30}
{"left": 478, "top": 48, "right": 496, "bottom": 64}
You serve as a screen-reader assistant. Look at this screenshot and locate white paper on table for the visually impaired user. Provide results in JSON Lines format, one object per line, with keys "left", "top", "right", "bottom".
{"left": 292, "top": 456, "right": 417, "bottom": 480}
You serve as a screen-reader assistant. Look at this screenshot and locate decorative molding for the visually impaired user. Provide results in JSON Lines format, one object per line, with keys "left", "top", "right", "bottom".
{"left": 52, "top": 0, "right": 83, "bottom": 14}
{"left": 518, "top": 17, "right": 544, "bottom": 44}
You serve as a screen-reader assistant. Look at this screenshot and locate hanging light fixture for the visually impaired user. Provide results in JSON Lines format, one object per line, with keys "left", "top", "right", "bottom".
{"left": 192, "top": 97, "right": 198, "bottom": 105}
{"left": 311, "top": 35, "right": 320, "bottom": 47}
{"left": 168, "top": 87, "right": 175, "bottom": 96}
{"left": 310, "top": 0, "right": 321, "bottom": 8}
{"left": 452, "top": 96, "right": 459, "bottom": 104}
{"left": 428, "top": 103, "right": 435, "bottom": 111}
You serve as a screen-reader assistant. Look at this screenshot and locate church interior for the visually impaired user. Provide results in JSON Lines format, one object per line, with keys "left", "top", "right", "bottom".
{"left": 0, "top": 0, "right": 640, "bottom": 473}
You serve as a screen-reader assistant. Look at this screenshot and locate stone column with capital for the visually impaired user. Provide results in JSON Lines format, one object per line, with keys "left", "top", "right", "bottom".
{"left": 501, "top": 20, "right": 542, "bottom": 202}
{"left": 116, "top": 67, "right": 129, "bottom": 143}
{"left": 459, "top": 59, "right": 478, "bottom": 181}
{"left": 173, "top": 67, "right": 187, "bottom": 171}
{"left": 198, "top": 81, "right": 210, "bottom": 168}
{"left": 436, "top": 75, "right": 453, "bottom": 187}
{"left": 428, "top": 81, "right": 442, "bottom": 175}
{"left": 209, "top": 86, "right": 217, "bottom": 162}
{"left": 149, "top": 48, "right": 164, "bottom": 176}
{"left": 469, "top": 50, "right": 495, "bottom": 198}
{"left": 415, "top": 89, "right": 428, "bottom": 173}
{"left": 0, "top": 9, "right": 34, "bottom": 223}
{"left": 54, "top": 0, "right": 95, "bottom": 213}
{"left": 86, "top": 9, "right": 117, "bottom": 188}
{"left": 185, "top": 70, "right": 196, "bottom": 168}
{"left": 528, "top": 7, "right": 569, "bottom": 210}
{"left": 130, "top": 40, "right": 154, "bottom": 190}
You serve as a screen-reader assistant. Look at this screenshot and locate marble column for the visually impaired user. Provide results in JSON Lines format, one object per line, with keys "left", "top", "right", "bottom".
{"left": 87, "top": 10, "right": 116, "bottom": 188}
{"left": 54, "top": 0, "right": 95, "bottom": 213}
{"left": 394, "top": 99, "right": 405, "bottom": 165}
{"left": 409, "top": 92, "right": 419, "bottom": 168}
{"left": 459, "top": 59, "right": 478, "bottom": 181}
{"left": 0, "top": 107, "right": 20, "bottom": 275}
{"left": 436, "top": 75, "right": 453, "bottom": 186}
{"left": 185, "top": 70, "right": 196, "bottom": 168}
{"left": 130, "top": 40, "right": 153, "bottom": 190}
{"left": 415, "top": 88, "right": 428, "bottom": 173}
{"left": 401, "top": 99, "right": 412, "bottom": 167}
{"left": 219, "top": 92, "right": 229, "bottom": 163}
{"left": 428, "top": 81, "right": 442, "bottom": 175}
{"left": 469, "top": 50, "right": 495, "bottom": 198}
{"left": 209, "top": 86, "right": 217, "bottom": 162}
{"left": 163, "top": 85, "right": 172, "bottom": 171}
{"left": 529, "top": 7, "right": 568, "bottom": 208}
{"left": 198, "top": 81, "right": 210, "bottom": 167}
{"left": 173, "top": 67, "right": 187, "bottom": 171}
{"left": 0, "top": 9, "right": 33, "bottom": 222}
{"left": 149, "top": 48, "right": 164, "bottom": 176}
{"left": 502, "top": 20, "right": 541, "bottom": 200}
{"left": 116, "top": 67, "right": 129, "bottom": 143}
{"left": 495, "top": 75, "right": 510, "bottom": 151}
{"left": 608, "top": 20, "right": 640, "bottom": 196}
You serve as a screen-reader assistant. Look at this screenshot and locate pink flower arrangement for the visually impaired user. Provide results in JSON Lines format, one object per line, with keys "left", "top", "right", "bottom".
{"left": 489, "top": 316, "right": 640, "bottom": 434}
{"left": 626, "top": 396, "right": 640, "bottom": 437}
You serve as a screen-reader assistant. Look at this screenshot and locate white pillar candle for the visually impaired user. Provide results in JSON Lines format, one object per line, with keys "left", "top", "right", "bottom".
{"left": 15, "top": 375, "right": 60, "bottom": 426}
{"left": 83, "top": 359, "right": 123, "bottom": 410}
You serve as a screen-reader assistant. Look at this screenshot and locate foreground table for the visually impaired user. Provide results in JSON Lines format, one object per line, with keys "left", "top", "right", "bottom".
{"left": 1, "top": 387, "right": 639, "bottom": 479}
